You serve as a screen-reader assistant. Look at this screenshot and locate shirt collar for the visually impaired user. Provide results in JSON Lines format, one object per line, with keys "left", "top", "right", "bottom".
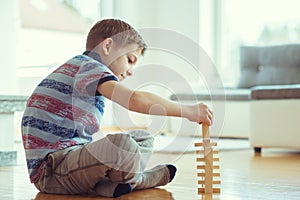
{"left": 83, "top": 51, "right": 102, "bottom": 63}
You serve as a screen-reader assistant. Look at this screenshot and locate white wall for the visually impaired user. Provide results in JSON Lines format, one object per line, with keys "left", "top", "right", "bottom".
{"left": 0, "top": 0, "right": 19, "bottom": 95}
{"left": 115, "top": 0, "right": 199, "bottom": 41}
{"left": 17, "top": 28, "right": 86, "bottom": 95}
{"left": 106, "top": 0, "right": 205, "bottom": 134}
{"left": 113, "top": 0, "right": 202, "bottom": 95}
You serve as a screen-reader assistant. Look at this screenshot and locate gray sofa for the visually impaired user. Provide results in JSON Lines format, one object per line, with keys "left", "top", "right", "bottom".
{"left": 170, "top": 44, "right": 300, "bottom": 153}
{"left": 238, "top": 44, "right": 300, "bottom": 88}
{"left": 241, "top": 44, "right": 300, "bottom": 153}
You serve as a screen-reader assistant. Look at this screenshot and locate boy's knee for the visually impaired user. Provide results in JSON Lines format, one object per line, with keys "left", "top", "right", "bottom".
{"left": 106, "top": 133, "right": 139, "bottom": 153}
{"left": 128, "top": 130, "right": 153, "bottom": 140}
{"left": 127, "top": 130, "right": 154, "bottom": 152}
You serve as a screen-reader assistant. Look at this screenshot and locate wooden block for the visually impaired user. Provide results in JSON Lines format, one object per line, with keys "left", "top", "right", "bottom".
{"left": 198, "top": 180, "right": 205, "bottom": 185}
{"left": 197, "top": 172, "right": 220, "bottom": 177}
{"left": 198, "top": 188, "right": 221, "bottom": 194}
{"left": 213, "top": 180, "right": 221, "bottom": 185}
{"left": 202, "top": 124, "right": 210, "bottom": 139}
{"left": 197, "top": 165, "right": 220, "bottom": 169}
{"left": 196, "top": 157, "right": 205, "bottom": 162}
{"left": 198, "top": 172, "right": 207, "bottom": 177}
{"left": 212, "top": 188, "right": 221, "bottom": 193}
{"left": 198, "top": 188, "right": 205, "bottom": 194}
{"left": 196, "top": 165, "right": 205, "bottom": 169}
{"left": 194, "top": 142, "right": 217, "bottom": 147}
{"left": 196, "top": 157, "right": 219, "bottom": 162}
{"left": 195, "top": 124, "right": 221, "bottom": 195}
{"left": 195, "top": 150, "right": 219, "bottom": 154}
{"left": 213, "top": 165, "right": 220, "bottom": 169}
{"left": 197, "top": 172, "right": 205, "bottom": 177}
{"left": 205, "top": 149, "right": 213, "bottom": 193}
{"left": 198, "top": 180, "right": 221, "bottom": 185}
{"left": 213, "top": 173, "right": 221, "bottom": 177}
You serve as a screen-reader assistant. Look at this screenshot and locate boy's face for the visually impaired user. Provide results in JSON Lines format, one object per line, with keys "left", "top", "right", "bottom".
{"left": 105, "top": 43, "right": 142, "bottom": 81}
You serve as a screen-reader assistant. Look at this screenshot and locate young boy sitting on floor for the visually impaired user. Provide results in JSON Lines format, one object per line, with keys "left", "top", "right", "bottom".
{"left": 21, "top": 19, "right": 213, "bottom": 198}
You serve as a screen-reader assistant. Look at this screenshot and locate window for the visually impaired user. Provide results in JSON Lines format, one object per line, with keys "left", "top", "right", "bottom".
{"left": 17, "top": 0, "right": 100, "bottom": 94}
{"left": 217, "top": 0, "right": 300, "bottom": 86}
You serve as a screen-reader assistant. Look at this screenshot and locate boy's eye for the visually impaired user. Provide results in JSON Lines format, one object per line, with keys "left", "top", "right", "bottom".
{"left": 128, "top": 57, "right": 135, "bottom": 64}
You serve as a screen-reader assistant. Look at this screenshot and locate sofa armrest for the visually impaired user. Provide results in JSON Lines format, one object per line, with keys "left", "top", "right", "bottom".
{"left": 251, "top": 84, "right": 300, "bottom": 100}
{"left": 170, "top": 88, "right": 250, "bottom": 101}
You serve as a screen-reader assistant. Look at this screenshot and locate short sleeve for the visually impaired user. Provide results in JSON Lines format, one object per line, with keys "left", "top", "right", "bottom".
{"left": 74, "top": 61, "right": 118, "bottom": 96}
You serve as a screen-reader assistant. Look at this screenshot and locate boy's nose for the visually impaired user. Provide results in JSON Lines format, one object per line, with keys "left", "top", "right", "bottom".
{"left": 127, "top": 69, "right": 133, "bottom": 76}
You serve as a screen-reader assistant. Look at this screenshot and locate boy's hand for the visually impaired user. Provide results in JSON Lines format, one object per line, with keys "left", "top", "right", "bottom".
{"left": 186, "top": 103, "right": 213, "bottom": 126}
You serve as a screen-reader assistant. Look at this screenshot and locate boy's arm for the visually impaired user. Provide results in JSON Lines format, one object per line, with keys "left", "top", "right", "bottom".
{"left": 97, "top": 81, "right": 213, "bottom": 125}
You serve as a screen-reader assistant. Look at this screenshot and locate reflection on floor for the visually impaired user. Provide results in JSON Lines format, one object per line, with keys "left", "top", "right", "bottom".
{"left": 1, "top": 142, "right": 300, "bottom": 200}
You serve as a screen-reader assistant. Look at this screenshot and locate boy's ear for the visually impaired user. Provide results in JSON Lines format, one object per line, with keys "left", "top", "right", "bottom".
{"left": 102, "top": 38, "right": 113, "bottom": 56}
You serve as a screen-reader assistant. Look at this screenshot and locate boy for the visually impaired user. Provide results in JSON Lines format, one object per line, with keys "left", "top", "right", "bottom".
{"left": 22, "top": 19, "right": 213, "bottom": 197}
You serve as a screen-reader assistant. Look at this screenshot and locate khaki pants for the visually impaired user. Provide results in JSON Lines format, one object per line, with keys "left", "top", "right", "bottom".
{"left": 34, "top": 130, "right": 170, "bottom": 197}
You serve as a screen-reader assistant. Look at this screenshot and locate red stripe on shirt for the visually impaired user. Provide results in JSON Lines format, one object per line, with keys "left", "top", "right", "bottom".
{"left": 53, "top": 63, "right": 80, "bottom": 77}
{"left": 27, "top": 94, "right": 99, "bottom": 133}
{"left": 23, "top": 134, "right": 53, "bottom": 149}
{"left": 23, "top": 134, "right": 77, "bottom": 149}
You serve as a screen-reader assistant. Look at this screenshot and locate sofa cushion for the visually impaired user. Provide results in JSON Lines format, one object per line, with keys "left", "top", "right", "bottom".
{"left": 251, "top": 84, "right": 300, "bottom": 99}
{"left": 238, "top": 44, "right": 300, "bottom": 88}
{"left": 170, "top": 89, "right": 250, "bottom": 101}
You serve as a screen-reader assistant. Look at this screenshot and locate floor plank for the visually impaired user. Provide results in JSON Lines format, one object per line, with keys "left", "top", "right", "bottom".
{"left": 1, "top": 147, "right": 300, "bottom": 200}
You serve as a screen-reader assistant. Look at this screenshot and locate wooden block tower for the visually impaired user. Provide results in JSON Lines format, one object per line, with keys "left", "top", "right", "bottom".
{"left": 194, "top": 124, "right": 221, "bottom": 195}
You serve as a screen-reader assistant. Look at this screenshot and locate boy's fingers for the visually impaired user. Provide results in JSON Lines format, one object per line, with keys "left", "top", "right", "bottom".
{"left": 208, "top": 112, "right": 213, "bottom": 125}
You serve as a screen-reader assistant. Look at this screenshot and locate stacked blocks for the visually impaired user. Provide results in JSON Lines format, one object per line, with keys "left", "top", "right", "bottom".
{"left": 194, "top": 124, "right": 221, "bottom": 194}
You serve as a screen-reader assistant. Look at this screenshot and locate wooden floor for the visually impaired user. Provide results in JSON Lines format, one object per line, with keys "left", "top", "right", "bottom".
{"left": 1, "top": 146, "right": 300, "bottom": 200}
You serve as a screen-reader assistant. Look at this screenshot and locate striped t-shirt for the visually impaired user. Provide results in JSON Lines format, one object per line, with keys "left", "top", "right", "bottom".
{"left": 21, "top": 52, "right": 118, "bottom": 183}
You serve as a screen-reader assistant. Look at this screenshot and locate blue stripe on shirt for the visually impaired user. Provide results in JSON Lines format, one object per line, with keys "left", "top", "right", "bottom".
{"left": 39, "top": 79, "right": 106, "bottom": 114}
{"left": 38, "top": 79, "right": 73, "bottom": 95}
{"left": 22, "top": 116, "right": 79, "bottom": 138}
{"left": 27, "top": 158, "right": 45, "bottom": 169}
